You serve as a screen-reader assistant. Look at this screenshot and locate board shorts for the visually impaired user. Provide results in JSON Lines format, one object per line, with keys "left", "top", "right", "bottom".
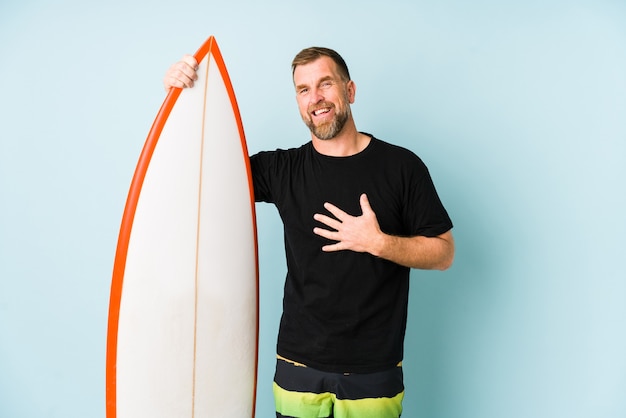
{"left": 273, "top": 357, "right": 404, "bottom": 418}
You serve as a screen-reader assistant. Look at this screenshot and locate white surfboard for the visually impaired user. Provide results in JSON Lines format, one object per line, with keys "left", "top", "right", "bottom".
{"left": 106, "top": 36, "right": 258, "bottom": 418}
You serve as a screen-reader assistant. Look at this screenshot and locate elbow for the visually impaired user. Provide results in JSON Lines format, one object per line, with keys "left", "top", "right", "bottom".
{"left": 436, "top": 253, "right": 454, "bottom": 271}
{"left": 411, "top": 247, "right": 454, "bottom": 271}
{"left": 436, "top": 235, "right": 455, "bottom": 271}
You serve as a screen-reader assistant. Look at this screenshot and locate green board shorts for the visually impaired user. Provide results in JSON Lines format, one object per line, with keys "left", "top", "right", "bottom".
{"left": 273, "top": 357, "right": 404, "bottom": 418}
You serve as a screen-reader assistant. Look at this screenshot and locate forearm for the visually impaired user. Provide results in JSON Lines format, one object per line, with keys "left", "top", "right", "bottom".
{"left": 371, "top": 230, "right": 455, "bottom": 270}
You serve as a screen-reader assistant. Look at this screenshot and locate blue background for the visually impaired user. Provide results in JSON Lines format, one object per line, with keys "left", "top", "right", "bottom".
{"left": 1, "top": 1, "right": 625, "bottom": 417}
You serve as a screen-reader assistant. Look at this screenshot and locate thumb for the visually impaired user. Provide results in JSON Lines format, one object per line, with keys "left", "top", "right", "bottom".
{"left": 360, "top": 193, "right": 373, "bottom": 214}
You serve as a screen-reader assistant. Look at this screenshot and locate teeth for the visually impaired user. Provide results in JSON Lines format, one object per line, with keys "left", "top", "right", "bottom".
{"left": 314, "top": 108, "right": 330, "bottom": 116}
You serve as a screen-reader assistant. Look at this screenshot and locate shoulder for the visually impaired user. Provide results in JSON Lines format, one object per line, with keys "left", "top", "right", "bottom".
{"left": 250, "top": 143, "right": 314, "bottom": 185}
{"left": 251, "top": 142, "right": 311, "bottom": 164}
{"left": 253, "top": 141, "right": 311, "bottom": 157}
{"left": 366, "top": 134, "right": 428, "bottom": 171}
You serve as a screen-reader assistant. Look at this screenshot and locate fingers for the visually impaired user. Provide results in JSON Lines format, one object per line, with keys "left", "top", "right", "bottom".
{"left": 313, "top": 227, "right": 349, "bottom": 252}
{"left": 163, "top": 54, "right": 199, "bottom": 91}
{"left": 314, "top": 195, "right": 369, "bottom": 231}
{"left": 321, "top": 242, "right": 344, "bottom": 252}
{"left": 181, "top": 54, "right": 198, "bottom": 69}
{"left": 316, "top": 195, "right": 371, "bottom": 229}
{"left": 313, "top": 225, "right": 337, "bottom": 241}
{"left": 359, "top": 193, "right": 372, "bottom": 213}
{"left": 320, "top": 202, "right": 347, "bottom": 221}
{"left": 313, "top": 212, "right": 341, "bottom": 231}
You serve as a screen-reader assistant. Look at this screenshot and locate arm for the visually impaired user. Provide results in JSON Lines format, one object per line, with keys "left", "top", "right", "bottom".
{"left": 374, "top": 230, "right": 454, "bottom": 270}
{"left": 313, "top": 193, "right": 455, "bottom": 270}
{"left": 163, "top": 54, "right": 199, "bottom": 90}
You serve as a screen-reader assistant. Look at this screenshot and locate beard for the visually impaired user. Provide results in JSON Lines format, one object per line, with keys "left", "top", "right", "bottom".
{"left": 303, "top": 97, "right": 351, "bottom": 140}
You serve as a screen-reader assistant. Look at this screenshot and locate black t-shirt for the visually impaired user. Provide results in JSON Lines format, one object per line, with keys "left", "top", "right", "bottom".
{"left": 250, "top": 134, "right": 453, "bottom": 373}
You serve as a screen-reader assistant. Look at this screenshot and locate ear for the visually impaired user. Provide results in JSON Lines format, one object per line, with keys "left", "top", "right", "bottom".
{"left": 347, "top": 80, "right": 356, "bottom": 104}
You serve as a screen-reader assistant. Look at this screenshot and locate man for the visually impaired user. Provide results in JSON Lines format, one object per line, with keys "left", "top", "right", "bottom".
{"left": 164, "top": 46, "right": 454, "bottom": 418}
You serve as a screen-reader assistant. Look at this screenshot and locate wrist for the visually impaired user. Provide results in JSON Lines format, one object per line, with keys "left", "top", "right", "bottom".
{"left": 371, "top": 232, "right": 391, "bottom": 258}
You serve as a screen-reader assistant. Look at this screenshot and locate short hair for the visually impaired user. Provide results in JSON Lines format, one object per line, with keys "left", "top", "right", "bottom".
{"left": 291, "top": 47, "right": 351, "bottom": 82}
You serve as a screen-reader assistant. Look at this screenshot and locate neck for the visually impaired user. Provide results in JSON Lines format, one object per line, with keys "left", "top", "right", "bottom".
{"left": 311, "top": 121, "right": 370, "bottom": 157}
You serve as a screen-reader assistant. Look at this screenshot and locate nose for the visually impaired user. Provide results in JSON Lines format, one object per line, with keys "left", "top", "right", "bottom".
{"left": 309, "top": 87, "right": 324, "bottom": 105}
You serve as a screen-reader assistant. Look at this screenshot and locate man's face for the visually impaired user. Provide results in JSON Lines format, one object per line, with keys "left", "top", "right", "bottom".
{"left": 293, "top": 56, "right": 355, "bottom": 140}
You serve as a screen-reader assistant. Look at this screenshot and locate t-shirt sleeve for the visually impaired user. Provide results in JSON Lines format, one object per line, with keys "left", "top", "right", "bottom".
{"left": 404, "top": 160, "right": 453, "bottom": 237}
{"left": 249, "top": 150, "right": 277, "bottom": 203}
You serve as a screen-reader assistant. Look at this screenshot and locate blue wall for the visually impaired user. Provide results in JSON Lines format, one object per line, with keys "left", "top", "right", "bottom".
{"left": 1, "top": 1, "right": 624, "bottom": 417}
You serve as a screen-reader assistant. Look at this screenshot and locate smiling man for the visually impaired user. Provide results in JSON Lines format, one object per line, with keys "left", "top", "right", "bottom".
{"left": 164, "top": 46, "right": 454, "bottom": 418}
{"left": 294, "top": 53, "right": 354, "bottom": 142}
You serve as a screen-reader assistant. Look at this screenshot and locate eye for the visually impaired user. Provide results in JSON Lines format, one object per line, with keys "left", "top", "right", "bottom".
{"left": 298, "top": 87, "right": 309, "bottom": 95}
{"left": 320, "top": 81, "right": 333, "bottom": 88}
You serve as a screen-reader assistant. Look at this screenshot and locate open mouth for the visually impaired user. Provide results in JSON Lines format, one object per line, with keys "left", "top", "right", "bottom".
{"left": 313, "top": 107, "right": 331, "bottom": 116}
{"left": 311, "top": 105, "right": 334, "bottom": 119}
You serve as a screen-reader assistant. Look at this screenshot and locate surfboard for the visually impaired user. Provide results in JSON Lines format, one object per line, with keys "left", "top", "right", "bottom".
{"left": 106, "top": 36, "right": 258, "bottom": 418}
